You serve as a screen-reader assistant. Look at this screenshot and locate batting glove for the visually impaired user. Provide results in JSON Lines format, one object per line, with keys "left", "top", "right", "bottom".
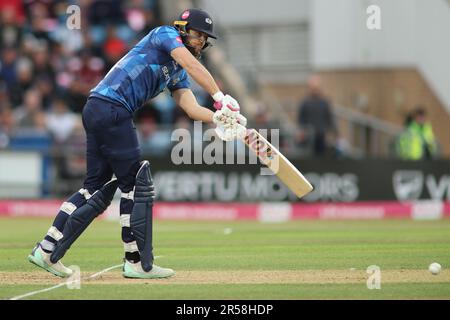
{"left": 212, "top": 92, "right": 240, "bottom": 112}
{"left": 214, "top": 122, "right": 247, "bottom": 141}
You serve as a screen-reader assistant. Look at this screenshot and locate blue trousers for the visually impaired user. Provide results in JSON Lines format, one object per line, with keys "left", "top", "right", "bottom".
{"left": 42, "top": 97, "right": 143, "bottom": 259}
{"left": 82, "top": 97, "right": 141, "bottom": 193}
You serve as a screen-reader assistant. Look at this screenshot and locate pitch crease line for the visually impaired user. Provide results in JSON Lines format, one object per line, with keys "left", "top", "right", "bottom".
{"left": 9, "top": 264, "right": 122, "bottom": 300}
{"left": 9, "top": 282, "right": 67, "bottom": 300}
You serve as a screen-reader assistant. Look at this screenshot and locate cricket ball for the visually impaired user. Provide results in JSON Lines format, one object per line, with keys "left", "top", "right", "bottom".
{"left": 428, "top": 262, "right": 441, "bottom": 275}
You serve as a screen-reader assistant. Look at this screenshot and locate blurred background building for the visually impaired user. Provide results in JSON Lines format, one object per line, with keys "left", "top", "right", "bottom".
{"left": 0, "top": 0, "right": 449, "bottom": 204}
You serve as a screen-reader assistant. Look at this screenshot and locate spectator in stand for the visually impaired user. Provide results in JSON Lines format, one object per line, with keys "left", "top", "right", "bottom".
{"left": 0, "top": 0, "right": 177, "bottom": 156}
{"left": 9, "top": 57, "right": 34, "bottom": 107}
{"left": 13, "top": 88, "right": 45, "bottom": 129}
{"left": 46, "top": 97, "right": 80, "bottom": 143}
{"left": 35, "top": 74, "right": 54, "bottom": 109}
{"left": 0, "top": 82, "right": 15, "bottom": 145}
{"left": 297, "top": 75, "right": 337, "bottom": 157}
{"left": 88, "top": 0, "right": 125, "bottom": 26}
{"left": 396, "top": 107, "right": 438, "bottom": 160}
{"left": 0, "top": 46, "right": 18, "bottom": 89}
{"left": 0, "top": 80, "right": 9, "bottom": 105}
{"left": 65, "top": 49, "right": 105, "bottom": 113}
{"left": 103, "top": 25, "right": 128, "bottom": 70}
{"left": 0, "top": 0, "right": 25, "bottom": 28}
{"left": 22, "top": 0, "right": 54, "bottom": 20}
{"left": 124, "top": 1, "right": 159, "bottom": 41}
{"left": 25, "top": 1, "right": 54, "bottom": 46}
{"left": 31, "top": 42, "right": 55, "bottom": 83}
{"left": 78, "top": 49, "right": 105, "bottom": 93}
{"left": 0, "top": 4, "right": 24, "bottom": 48}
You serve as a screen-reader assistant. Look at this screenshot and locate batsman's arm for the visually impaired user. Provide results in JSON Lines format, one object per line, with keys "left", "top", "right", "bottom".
{"left": 172, "top": 88, "right": 214, "bottom": 123}
{"left": 171, "top": 47, "right": 221, "bottom": 98}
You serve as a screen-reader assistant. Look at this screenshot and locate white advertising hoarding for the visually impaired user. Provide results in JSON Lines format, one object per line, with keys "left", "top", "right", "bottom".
{"left": 0, "top": 151, "right": 42, "bottom": 198}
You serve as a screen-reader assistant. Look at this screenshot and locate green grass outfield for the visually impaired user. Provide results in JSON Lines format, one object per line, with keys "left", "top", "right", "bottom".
{"left": 0, "top": 217, "right": 449, "bottom": 300}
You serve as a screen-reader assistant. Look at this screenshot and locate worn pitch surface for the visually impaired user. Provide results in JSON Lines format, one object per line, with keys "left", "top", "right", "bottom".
{"left": 1, "top": 217, "right": 449, "bottom": 299}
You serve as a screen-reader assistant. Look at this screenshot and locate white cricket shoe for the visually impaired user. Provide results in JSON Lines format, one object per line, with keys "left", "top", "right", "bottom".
{"left": 28, "top": 244, "right": 73, "bottom": 278}
{"left": 122, "top": 260, "right": 175, "bottom": 279}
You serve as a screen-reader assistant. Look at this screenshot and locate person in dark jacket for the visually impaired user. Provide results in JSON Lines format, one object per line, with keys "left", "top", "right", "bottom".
{"left": 297, "top": 75, "right": 337, "bottom": 156}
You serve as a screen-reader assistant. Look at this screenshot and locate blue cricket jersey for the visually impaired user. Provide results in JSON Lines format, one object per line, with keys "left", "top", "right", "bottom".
{"left": 90, "top": 26, "right": 190, "bottom": 113}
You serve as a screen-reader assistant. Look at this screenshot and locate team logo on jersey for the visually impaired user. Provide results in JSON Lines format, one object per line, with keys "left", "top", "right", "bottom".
{"left": 176, "top": 36, "right": 182, "bottom": 43}
{"left": 205, "top": 18, "right": 212, "bottom": 24}
{"left": 182, "top": 10, "right": 190, "bottom": 19}
{"left": 162, "top": 66, "right": 170, "bottom": 82}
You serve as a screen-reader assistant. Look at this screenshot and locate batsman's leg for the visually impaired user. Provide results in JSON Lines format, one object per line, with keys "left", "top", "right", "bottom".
{"left": 39, "top": 189, "right": 90, "bottom": 253}
{"left": 118, "top": 161, "right": 141, "bottom": 265}
{"left": 96, "top": 102, "right": 174, "bottom": 279}
{"left": 28, "top": 188, "right": 91, "bottom": 277}
{"left": 27, "top": 179, "right": 117, "bottom": 277}
{"left": 114, "top": 160, "right": 174, "bottom": 279}
{"left": 50, "top": 179, "right": 119, "bottom": 263}
{"left": 28, "top": 99, "right": 115, "bottom": 277}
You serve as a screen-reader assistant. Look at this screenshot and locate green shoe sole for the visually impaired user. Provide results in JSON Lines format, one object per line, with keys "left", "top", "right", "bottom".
{"left": 122, "top": 272, "right": 174, "bottom": 279}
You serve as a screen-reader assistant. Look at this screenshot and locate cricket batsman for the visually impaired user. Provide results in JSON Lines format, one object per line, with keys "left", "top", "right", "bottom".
{"left": 28, "top": 8, "right": 247, "bottom": 279}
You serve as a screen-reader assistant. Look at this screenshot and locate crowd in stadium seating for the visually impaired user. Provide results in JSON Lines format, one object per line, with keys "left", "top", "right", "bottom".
{"left": 0, "top": 1, "right": 439, "bottom": 162}
{"left": 0, "top": 0, "right": 191, "bottom": 154}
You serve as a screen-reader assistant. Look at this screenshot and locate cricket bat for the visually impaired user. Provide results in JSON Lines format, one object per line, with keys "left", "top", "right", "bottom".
{"left": 243, "top": 128, "right": 314, "bottom": 199}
